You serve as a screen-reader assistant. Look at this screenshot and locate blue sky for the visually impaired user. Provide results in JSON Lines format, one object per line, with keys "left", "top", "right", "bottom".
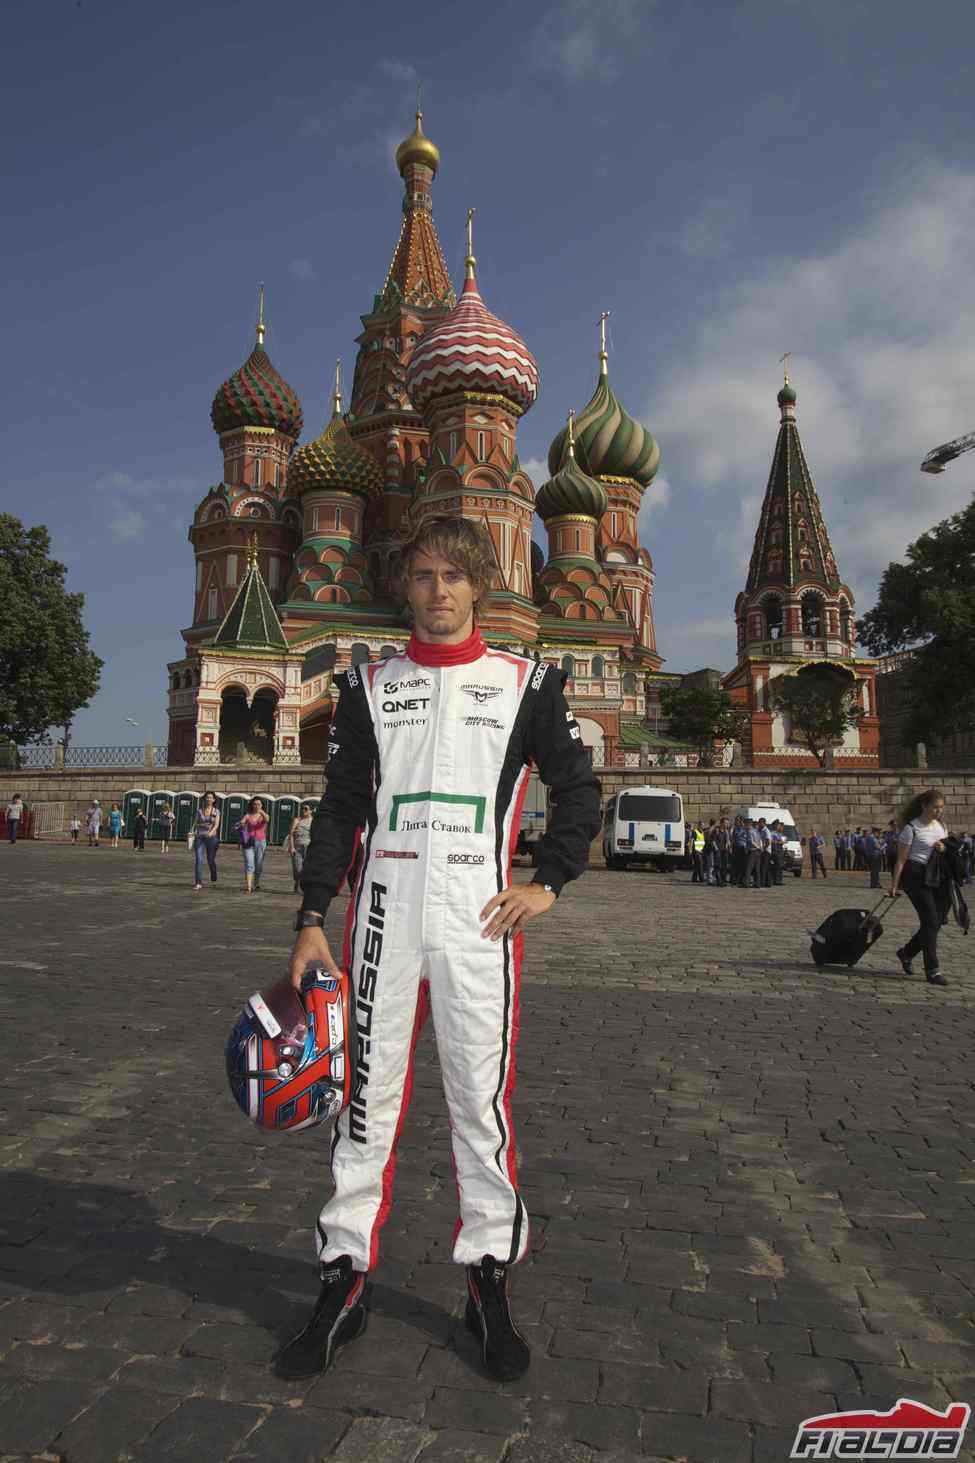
{"left": 5, "top": 0, "right": 975, "bottom": 744}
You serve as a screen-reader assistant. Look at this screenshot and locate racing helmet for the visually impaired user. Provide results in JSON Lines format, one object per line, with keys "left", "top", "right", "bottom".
{"left": 226, "top": 963, "right": 355, "bottom": 1132}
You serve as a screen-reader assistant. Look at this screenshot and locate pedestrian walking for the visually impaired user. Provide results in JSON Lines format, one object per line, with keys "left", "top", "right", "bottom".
{"left": 288, "top": 802, "right": 315, "bottom": 894}
{"left": 832, "top": 829, "right": 843, "bottom": 871}
{"left": 278, "top": 513, "right": 601, "bottom": 1383}
{"left": 159, "top": 801, "right": 176, "bottom": 853}
{"left": 108, "top": 802, "right": 123, "bottom": 848}
{"left": 704, "top": 820, "right": 719, "bottom": 885}
{"left": 239, "top": 796, "right": 270, "bottom": 893}
{"left": 757, "top": 817, "right": 772, "bottom": 887}
{"left": 891, "top": 788, "right": 950, "bottom": 987}
{"left": 86, "top": 800, "right": 102, "bottom": 847}
{"left": 808, "top": 829, "right": 827, "bottom": 878}
{"left": 884, "top": 821, "right": 899, "bottom": 876}
{"left": 132, "top": 807, "right": 148, "bottom": 851}
{"left": 193, "top": 791, "right": 220, "bottom": 890}
{"left": 68, "top": 816, "right": 81, "bottom": 843}
{"left": 5, "top": 794, "right": 24, "bottom": 844}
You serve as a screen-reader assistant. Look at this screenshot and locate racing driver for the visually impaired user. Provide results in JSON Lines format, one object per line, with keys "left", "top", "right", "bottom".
{"left": 276, "top": 515, "right": 601, "bottom": 1382}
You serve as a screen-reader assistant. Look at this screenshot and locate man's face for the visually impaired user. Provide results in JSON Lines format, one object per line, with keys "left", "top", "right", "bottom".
{"left": 405, "top": 549, "right": 478, "bottom": 642}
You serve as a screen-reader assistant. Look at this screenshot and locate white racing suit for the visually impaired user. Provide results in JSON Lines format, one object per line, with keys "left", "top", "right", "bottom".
{"left": 299, "top": 630, "right": 601, "bottom": 1272}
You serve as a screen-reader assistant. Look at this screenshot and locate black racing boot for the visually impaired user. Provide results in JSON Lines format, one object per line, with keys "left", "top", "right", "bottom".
{"left": 273, "top": 1256, "right": 367, "bottom": 1378}
{"left": 465, "top": 1255, "right": 531, "bottom": 1382}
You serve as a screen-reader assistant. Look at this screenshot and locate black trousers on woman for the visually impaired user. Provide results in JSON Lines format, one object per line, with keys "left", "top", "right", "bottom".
{"left": 900, "top": 863, "right": 949, "bottom": 976}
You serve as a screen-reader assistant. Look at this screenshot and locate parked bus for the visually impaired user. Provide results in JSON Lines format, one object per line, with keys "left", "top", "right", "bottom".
{"left": 602, "top": 786, "right": 685, "bottom": 871}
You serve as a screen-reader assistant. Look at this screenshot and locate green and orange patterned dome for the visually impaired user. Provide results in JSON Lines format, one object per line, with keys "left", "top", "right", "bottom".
{"left": 211, "top": 292, "right": 303, "bottom": 440}
{"left": 536, "top": 414, "right": 609, "bottom": 523}
{"left": 547, "top": 354, "right": 659, "bottom": 489}
{"left": 287, "top": 367, "right": 384, "bottom": 501}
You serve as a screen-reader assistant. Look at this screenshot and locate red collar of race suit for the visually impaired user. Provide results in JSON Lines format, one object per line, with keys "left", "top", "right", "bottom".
{"left": 405, "top": 627, "right": 486, "bottom": 666}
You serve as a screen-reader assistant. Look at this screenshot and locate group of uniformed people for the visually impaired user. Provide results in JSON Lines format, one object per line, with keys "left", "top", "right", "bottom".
{"left": 687, "top": 815, "right": 791, "bottom": 888}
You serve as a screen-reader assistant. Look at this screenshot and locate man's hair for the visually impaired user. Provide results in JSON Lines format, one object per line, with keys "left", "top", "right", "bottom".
{"left": 391, "top": 515, "right": 497, "bottom": 610}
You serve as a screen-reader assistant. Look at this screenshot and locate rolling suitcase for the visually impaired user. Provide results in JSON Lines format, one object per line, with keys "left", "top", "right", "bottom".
{"left": 809, "top": 893, "right": 896, "bottom": 968}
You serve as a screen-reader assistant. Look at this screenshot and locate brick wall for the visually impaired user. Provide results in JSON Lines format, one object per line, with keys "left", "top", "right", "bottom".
{"left": 4, "top": 764, "right": 975, "bottom": 838}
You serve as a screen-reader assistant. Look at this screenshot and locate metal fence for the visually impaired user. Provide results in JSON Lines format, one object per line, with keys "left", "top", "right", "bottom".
{"left": 11, "top": 745, "right": 169, "bottom": 770}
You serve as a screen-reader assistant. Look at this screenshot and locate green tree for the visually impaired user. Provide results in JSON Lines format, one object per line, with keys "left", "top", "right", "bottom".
{"left": 660, "top": 685, "right": 750, "bottom": 767}
{"left": 767, "top": 661, "right": 862, "bottom": 767}
{"left": 0, "top": 515, "right": 103, "bottom": 745}
{"left": 857, "top": 496, "right": 975, "bottom": 743}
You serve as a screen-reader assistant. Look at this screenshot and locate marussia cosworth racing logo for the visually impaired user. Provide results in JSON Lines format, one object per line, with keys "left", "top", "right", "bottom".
{"left": 790, "top": 1399, "right": 970, "bottom": 1458}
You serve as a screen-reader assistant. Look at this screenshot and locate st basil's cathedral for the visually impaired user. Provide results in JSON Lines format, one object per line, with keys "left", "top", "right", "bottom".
{"left": 166, "top": 108, "right": 668, "bottom": 771}
{"left": 166, "top": 108, "right": 879, "bottom": 771}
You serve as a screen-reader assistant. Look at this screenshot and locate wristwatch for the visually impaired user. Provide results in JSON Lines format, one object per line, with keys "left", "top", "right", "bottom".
{"left": 294, "top": 911, "right": 325, "bottom": 931}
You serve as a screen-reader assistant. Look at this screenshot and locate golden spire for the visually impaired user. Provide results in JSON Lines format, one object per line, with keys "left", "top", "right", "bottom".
{"left": 465, "top": 207, "right": 476, "bottom": 281}
{"left": 780, "top": 350, "right": 792, "bottom": 384}
{"left": 332, "top": 357, "right": 342, "bottom": 416}
{"left": 599, "top": 311, "right": 610, "bottom": 376}
{"left": 256, "top": 284, "right": 266, "bottom": 349}
{"left": 566, "top": 409, "right": 576, "bottom": 459}
{"left": 247, "top": 531, "right": 259, "bottom": 569}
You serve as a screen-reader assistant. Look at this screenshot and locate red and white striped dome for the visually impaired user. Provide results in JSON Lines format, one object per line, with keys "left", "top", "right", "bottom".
{"left": 406, "top": 272, "right": 539, "bottom": 416}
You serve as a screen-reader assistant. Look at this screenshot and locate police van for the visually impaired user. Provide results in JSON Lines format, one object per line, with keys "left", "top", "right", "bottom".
{"left": 602, "top": 786, "right": 685, "bottom": 871}
{"left": 738, "top": 801, "right": 803, "bottom": 876}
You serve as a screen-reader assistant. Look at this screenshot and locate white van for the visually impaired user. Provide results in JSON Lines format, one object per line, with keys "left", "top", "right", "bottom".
{"left": 602, "top": 786, "right": 685, "bottom": 871}
{"left": 738, "top": 802, "right": 803, "bottom": 876}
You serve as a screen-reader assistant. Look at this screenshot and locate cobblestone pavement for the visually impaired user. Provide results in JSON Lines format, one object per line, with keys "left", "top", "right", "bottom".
{"left": 1, "top": 842, "right": 974, "bottom": 1462}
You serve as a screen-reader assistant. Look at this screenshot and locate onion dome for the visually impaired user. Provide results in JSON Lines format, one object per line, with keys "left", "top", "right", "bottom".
{"left": 778, "top": 378, "right": 797, "bottom": 407}
{"left": 530, "top": 539, "right": 545, "bottom": 578}
{"left": 395, "top": 108, "right": 440, "bottom": 177}
{"left": 287, "top": 361, "right": 384, "bottom": 501}
{"left": 406, "top": 212, "right": 539, "bottom": 417}
{"left": 547, "top": 324, "right": 658, "bottom": 487}
{"left": 211, "top": 289, "right": 303, "bottom": 440}
{"left": 536, "top": 411, "right": 609, "bottom": 523}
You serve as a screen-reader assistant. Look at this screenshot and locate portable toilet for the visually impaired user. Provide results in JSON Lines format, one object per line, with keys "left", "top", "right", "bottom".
{"left": 173, "top": 790, "right": 201, "bottom": 841}
{"left": 122, "top": 789, "right": 151, "bottom": 838}
{"left": 273, "top": 794, "right": 300, "bottom": 846}
{"left": 220, "top": 792, "right": 249, "bottom": 844}
{"left": 148, "top": 789, "right": 176, "bottom": 841}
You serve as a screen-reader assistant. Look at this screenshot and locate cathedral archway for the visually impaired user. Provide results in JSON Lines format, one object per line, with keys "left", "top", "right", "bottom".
{"left": 218, "top": 686, "right": 276, "bottom": 765}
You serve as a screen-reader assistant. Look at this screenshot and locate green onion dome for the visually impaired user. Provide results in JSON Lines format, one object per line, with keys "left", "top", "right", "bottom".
{"left": 287, "top": 406, "right": 384, "bottom": 501}
{"left": 777, "top": 379, "right": 797, "bottom": 407}
{"left": 536, "top": 433, "right": 608, "bottom": 523}
{"left": 211, "top": 342, "right": 303, "bottom": 440}
{"left": 547, "top": 362, "right": 659, "bottom": 487}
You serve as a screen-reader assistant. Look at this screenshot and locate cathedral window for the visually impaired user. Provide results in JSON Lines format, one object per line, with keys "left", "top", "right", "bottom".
{"left": 335, "top": 507, "right": 342, "bottom": 530}
{"left": 610, "top": 513, "right": 618, "bottom": 538}
{"left": 622, "top": 672, "right": 637, "bottom": 694}
{"left": 273, "top": 463, "right": 281, "bottom": 488}
{"left": 575, "top": 529, "right": 581, "bottom": 551}
{"left": 268, "top": 557, "right": 279, "bottom": 590}
{"left": 592, "top": 654, "right": 604, "bottom": 678}
{"left": 207, "top": 588, "right": 218, "bottom": 621}
{"left": 195, "top": 561, "right": 203, "bottom": 592}
{"left": 476, "top": 431, "right": 487, "bottom": 460}
{"left": 561, "top": 654, "right": 575, "bottom": 680}
{"left": 449, "top": 431, "right": 458, "bottom": 459}
{"left": 226, "top": 553, "right": 238, "bottom": 587}
{"left": 253, "top": 459, "right": 261, "bottom": 487}
{"left": 350, "top": 643, "right": 370, "bottom": 666}
{"left": 312, "top": 507, "right": 319, "bottom": 532}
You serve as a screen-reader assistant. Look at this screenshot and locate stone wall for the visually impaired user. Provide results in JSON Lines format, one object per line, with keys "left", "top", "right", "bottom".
{"left": 597, "top": 768, "right": 975, "bottom": 834}
{"left": 5, "top": 764, "right": 975, "bottom": 837}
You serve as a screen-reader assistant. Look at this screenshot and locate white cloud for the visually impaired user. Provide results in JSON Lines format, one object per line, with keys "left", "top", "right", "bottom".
{"left": 679, "top": 195, "right": 746, "bottom": 261}
{"left": 380, "top": 60, "right": 418, "bottom": 85}
{"left": 289, "top": 257, "right": 317, "bottom": 282}
{"left": 109, "top": 508, "right": 145, "bottom": 542}
{"left": 636, "top": 473, "right": 671, "bottom": 538}
{"left": 531, "top": 0, "right": 654, "bottom": 85}
{"left": 521, "top": 455, "right": 549, "bottom": 492}
{"left": 654, "top": 615, "right": 737, "bottom": 675}
{"left": 648, "top": 160, "right": 975, "bottom": 607}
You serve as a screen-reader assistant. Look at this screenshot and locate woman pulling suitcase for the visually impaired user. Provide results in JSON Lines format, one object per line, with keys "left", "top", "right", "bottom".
{"left": 891, "top": 788, "right": 949, "bottom": 987}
